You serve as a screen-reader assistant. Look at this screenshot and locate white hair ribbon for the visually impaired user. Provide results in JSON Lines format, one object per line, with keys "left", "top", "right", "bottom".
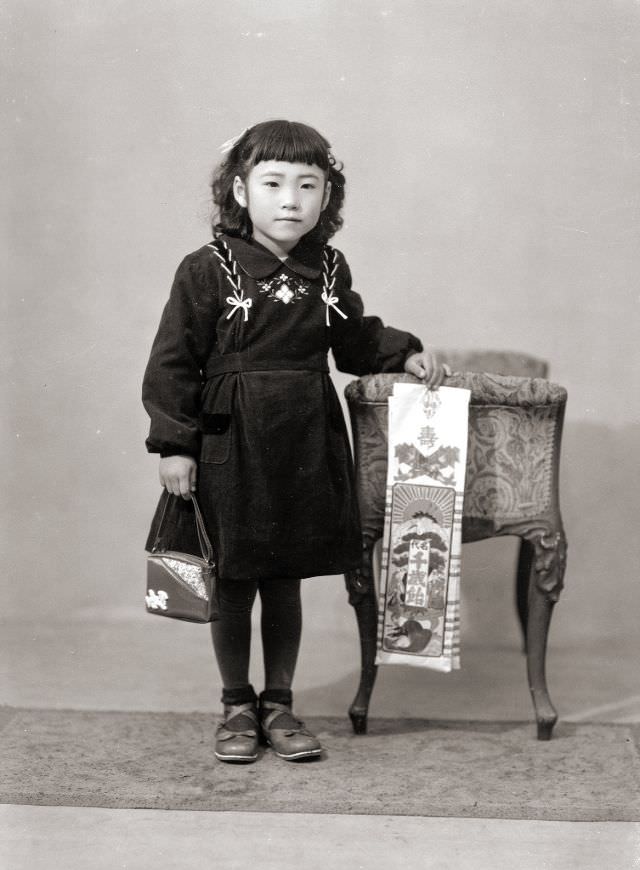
{"left": 219, "top": 128, "right": 249, "bottom": 156}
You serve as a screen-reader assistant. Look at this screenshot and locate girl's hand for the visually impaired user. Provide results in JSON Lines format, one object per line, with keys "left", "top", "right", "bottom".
{"left": 159, "top": 455, "right": 198, "bottom": 500}
{"left": 404, "top": 352, "right": 451, "bottom": 389}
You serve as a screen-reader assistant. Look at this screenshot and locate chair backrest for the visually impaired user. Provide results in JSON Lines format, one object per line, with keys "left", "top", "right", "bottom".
{"left": 434, "top": 349, "right": 548, "bottom": 379}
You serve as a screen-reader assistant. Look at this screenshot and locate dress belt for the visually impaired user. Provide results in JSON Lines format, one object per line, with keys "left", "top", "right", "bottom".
{"left": 205, "top": 352, "right": 330, "bottom": 378}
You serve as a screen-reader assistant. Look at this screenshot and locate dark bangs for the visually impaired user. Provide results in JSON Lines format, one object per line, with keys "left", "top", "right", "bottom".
{"left": 243, "top": 121, "right": 331, "bottom": 172}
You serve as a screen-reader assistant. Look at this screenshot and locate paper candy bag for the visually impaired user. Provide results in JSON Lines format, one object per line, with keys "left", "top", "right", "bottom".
{"left": 376, "top": 384, "right": 470, "bottom": 672}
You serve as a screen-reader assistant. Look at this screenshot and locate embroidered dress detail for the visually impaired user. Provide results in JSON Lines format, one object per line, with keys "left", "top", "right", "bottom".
{"left": 225, "top": 289, "right": 252, "bottom": 321}
{"left": 321, "top": 247, "right": 348, "bottom": 326}
{"left": 258, "top": 273, "right": 310, "bottom": 305}
{"left": 209, "top": 240, "right": 252, "bottom": 321}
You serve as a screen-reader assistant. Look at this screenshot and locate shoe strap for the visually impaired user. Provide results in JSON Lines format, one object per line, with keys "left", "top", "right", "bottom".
{"left": 261, "top": 703, "right": 306, "bottom": 732}
{"left": 260, "top": 701, "right": 292, "bottom": 715}
{"left": 224, "top": 702, "right": 258, "bottom": 726}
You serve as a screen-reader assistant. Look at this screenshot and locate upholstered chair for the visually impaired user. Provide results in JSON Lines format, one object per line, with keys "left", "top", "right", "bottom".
{"left": 344, "top": 352, "right": 567, "bottom": 741}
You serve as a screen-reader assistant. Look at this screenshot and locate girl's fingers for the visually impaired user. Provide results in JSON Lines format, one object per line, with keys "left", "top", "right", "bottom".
{"left": 162, "top": 475, "right": 190, "bottom": 499}
{"left": 424, "top": 358, "right": 450, "bottom": 390}
{"left": 429, "top": 367, "right": 445, "bottom": 389}
{"left": 178, "top": 475, "right": 193, "bottom": 499}
{"left": 434, "top": 363, "right": 451, "bottom": 388}
{"left": 405, "top": 358, "right": 420, "bottom": 377}
{"left": 159, "top": 458, "right": 197, "bottom": 498}
{"left": 405, "top": 354, "right": 451, "bottom": 389}
{"left": 425, "top": 354, "right": 436, "bottom": 374}
{"left": 408, "top": 354, "right": 432, "bottom": 379}
{"left": 422, "top": 354, "right": 437, "bottom": 387}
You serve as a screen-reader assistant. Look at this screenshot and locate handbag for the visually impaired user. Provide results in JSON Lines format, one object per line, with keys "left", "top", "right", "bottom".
{"left": 145, "top": 493, "right": 219, "bottom": 622}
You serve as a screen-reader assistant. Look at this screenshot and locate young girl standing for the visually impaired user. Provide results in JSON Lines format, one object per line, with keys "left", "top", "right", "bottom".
{"left": 142, "top": 120, "right": 445, "bottom": 763}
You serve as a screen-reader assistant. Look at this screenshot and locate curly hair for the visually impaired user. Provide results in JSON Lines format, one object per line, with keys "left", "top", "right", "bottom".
{"left": 211, "top": 120, "right": 346, "bottom": 244}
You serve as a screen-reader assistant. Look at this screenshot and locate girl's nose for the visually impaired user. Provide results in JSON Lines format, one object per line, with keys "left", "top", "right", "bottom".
{"left": 281, "top": 189, "right": 300, "bottom": 210}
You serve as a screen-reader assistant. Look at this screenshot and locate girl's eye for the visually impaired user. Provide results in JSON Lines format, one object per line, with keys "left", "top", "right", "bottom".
{"left": 301, "top": 183, "right": 316, "bottom": 190}
{"left": 264, "top": 181, "right": 279, "bottom": 188}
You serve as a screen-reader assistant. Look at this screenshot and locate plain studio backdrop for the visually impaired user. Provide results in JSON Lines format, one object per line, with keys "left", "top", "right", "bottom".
{"left": 3, "top": 1, "right": 639, "bottom": 711}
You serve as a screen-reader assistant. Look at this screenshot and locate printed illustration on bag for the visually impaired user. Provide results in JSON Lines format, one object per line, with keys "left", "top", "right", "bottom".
{"left": 381, "top": 483, "right": 455, "bottom": 657}
{"left": 258, "top": 274, "right": 310, "bottom": 305}
{"left": 146, "top": 589, "right": 169, "bottom": 611}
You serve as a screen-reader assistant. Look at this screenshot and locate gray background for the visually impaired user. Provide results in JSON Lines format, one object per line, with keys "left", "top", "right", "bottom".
{"left": 3, "top": 1, "right": 639, "bottom": 682}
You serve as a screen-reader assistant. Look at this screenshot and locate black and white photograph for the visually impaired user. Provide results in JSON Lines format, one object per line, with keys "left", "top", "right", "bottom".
{"left": 2, "top": 1, "right": 639, "bottom": 866}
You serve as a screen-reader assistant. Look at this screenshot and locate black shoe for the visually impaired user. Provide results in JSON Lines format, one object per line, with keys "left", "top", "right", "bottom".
{"left": 260, "top": 701, "right": 322, "bottom": 761}
{"left": 215, "top": 702, "right": 259, "bottom": 763}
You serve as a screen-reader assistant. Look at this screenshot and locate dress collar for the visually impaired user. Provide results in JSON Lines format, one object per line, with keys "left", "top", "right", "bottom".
{"left": 219, "top": 233, "right": 324, "bottom": 280}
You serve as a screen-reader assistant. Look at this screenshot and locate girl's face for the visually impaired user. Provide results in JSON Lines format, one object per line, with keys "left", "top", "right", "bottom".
{"left": 233, "top": 161, "right": 331, "bottom": 257}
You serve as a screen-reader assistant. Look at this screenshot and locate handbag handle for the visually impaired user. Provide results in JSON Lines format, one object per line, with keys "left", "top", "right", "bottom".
{"left": 151, "top": 492, "right": 214, "bottom": 566}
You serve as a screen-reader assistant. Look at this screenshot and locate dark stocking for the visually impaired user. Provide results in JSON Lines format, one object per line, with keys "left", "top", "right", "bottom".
{"left": 210, "top": 579, "right": 258, "bottom": 730}
{"left": 209, "top": 576, "right": 303, "bottom": 730}
{"left": 259, "top": 577, "right": 302, "bottom": 728}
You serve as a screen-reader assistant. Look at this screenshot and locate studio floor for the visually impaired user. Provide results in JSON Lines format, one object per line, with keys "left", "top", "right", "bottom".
{"left": 2, "top": 572, "right": 639, "bottom": 869}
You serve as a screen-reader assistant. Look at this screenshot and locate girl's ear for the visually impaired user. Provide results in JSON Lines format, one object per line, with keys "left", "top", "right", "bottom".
{"left": 233, "top": 175, "right": 248, "bottom": 208}
{"left": 321, "top": 180, "right": 332, "bottom": 211}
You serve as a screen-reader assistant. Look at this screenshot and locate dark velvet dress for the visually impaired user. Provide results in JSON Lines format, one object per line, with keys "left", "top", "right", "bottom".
{"left": 142, "top": 233, "right": 422, "bottom": 581}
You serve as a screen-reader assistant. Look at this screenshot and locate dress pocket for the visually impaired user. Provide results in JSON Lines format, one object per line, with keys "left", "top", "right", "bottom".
{"left": 200, "top": 412, "right": 232, "bottom": 464}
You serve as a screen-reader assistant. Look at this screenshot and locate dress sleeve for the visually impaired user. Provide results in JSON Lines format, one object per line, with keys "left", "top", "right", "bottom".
{"left": 142, "top": 250, "right": 220, "bottom": 458}
{"left": 328, "top": 251, "right": 423, "bottom": 376}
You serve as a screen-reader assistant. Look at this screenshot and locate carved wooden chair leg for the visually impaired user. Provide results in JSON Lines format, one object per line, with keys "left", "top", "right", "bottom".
{"left": 344, "top": 538, "right": 380, "bottom": 734}
{"left": 515, "top": 538, "right": 534, "bottom": 652}
{"left": 527, "top": 588, "right": 557, "bottom": 740}
{"left": 524, "top": 526, "right": 567, "bottom": 740}
{"left": 348, "top": 588, "right": 378, "bottom": 734}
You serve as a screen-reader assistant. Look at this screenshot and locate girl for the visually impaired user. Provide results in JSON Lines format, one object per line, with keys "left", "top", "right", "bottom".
{"left": 142, "top": 120, "right": 446, "bottom": 763}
